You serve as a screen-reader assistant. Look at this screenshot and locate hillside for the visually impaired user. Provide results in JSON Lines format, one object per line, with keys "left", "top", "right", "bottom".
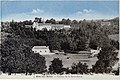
{"left": 101, "top": 17, "right": 119, "bottom": 35}
{"left": 108, "top": 17, "right": 119, "bottom": 25}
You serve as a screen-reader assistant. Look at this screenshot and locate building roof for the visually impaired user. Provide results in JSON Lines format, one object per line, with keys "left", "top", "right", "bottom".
{"left": 32, "top": 46, "right": 49, "bottom": 49}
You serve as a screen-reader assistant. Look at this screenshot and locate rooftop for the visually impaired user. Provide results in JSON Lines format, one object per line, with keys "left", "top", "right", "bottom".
{"left": 32, "top": 46, "right": 49, "bottom": 49}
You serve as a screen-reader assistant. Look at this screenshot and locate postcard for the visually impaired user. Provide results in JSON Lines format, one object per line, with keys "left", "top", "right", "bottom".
{"left": 0, "top": 0, "right": 120, "bottom": 80}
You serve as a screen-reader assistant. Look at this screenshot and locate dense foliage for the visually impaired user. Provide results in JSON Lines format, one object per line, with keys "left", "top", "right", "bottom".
{"left": 92, "top": 45, "right": 119, "bottom": 73}
{"left": 48, "top": 58, "right": 64, "bottom": 74}
{"left": 70, "top": 62, "right": 89, "bottom": 74}
{"left": 1, "top": 34, "right": 46, "bottom": 75}
{"left": 2, "top": 18, "right": 118, "bottom": 51}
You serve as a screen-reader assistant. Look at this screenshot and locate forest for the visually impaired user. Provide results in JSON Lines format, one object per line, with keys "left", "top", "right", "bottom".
{"left": 0, "top": 17, "right": 119, "bottom": 75}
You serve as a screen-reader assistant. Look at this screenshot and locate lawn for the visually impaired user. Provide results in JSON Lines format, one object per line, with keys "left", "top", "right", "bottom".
{"left": 43, "top": 53, "right": 98, "bottom": 69}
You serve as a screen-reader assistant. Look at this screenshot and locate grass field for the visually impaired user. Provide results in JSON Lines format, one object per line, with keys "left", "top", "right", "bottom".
{"left": 43, "top": 54, "right": 98, "bottom": 69}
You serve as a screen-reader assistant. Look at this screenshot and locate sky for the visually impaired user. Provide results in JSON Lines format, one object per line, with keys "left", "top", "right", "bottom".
{"left": 1, "top": 0, "right": 119, "bottom": 21}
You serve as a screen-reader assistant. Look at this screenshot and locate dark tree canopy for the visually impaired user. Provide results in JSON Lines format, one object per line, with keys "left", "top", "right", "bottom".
{"left": 70, "top": 62, "right": 89, "bottom": 74}
{"left": 92, "top": 45, "right": 119, "bottom": 73}
{"left": 49, "top": 58, "right": 63, "bottom": 74}
{"left": 1, "top": 35, "right": 46, "bottom": 74}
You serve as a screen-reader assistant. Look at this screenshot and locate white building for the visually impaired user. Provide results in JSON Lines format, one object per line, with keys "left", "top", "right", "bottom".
{"left": 32, "top": 22, "right": 70, "bottom": 30}
{"left": 90, "top": 47, "right": 102, "bottom": 57}
{"left": 32, "top": 46, "right": 55, "bottom": 55}
{"left": 33, "top": 22, "right": 51, "bottom": 30}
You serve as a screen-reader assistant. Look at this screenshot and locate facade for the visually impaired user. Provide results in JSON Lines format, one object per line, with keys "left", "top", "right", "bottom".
{"left": 90, "top": 47, "right": 102, "bottom": 56}
{"left": 33, "top": 22, "right": 51, "bottom": 30}
{"left": 33, "top": 22, "right": 70, "bottom": 30}
{"left": 51, "top": 25, "right": 64, "bottom": 30}
{"left": 32, "top": 46, "right": 55, "bottom": 55}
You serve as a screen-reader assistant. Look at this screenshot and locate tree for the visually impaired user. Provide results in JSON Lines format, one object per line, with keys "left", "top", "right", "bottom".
{"left": 45, "top": 19, "right": 51, "bottom": 23}
{"left": 50, "top": 18, "right": 56, "bottom": 24}
{"left": 69, "top": 41, "right": 77, "bottom": 51}
{"left": 49, "top": 41, "right": 61, "bottom": 51}
{"left": 89, "top": 39, "right": 98, "bottom": 49}
{"left": 1, "top": 36, "right": 26, "bottom": 74}
{"left": 61, "top": 41, "right": 69, "bottom": 52}
{"left": 60, "top": 18, "right": 71, "bottom": 25}
{"left": 70, "top": 62, "right": 89, "bottom": 74}
{"left": 59, "top": 19, "right": 66, "bottom": 24}
{"left": 49, "top": 58, "right": 63, "bottom": 74}
{"left": 34, "top": 17, "right": 42, "bottom": 23}
{"left": 110, "top": 40, "right": 119, "bottom": 50}
{"left": 25, "top": 53, "right": 46, "bottom": 74}
{"left": 66, "top": 18, "right": 71, "bottom": 25}
{"left": 1, "top": 35, "right": 46, "bottom": 74}
{"left": 92, "top": 45, "right": 119, "bottom": 73}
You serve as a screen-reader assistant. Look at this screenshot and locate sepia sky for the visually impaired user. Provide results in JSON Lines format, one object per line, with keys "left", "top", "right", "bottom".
{"left": 1, "top": 0, "right": 119, "bottom": 21}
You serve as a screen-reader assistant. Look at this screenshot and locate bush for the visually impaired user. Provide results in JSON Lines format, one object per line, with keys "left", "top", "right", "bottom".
{"left": 70, "top": 62, "right": 89, "bottom": 74}
{"left": 48, "top": 58, "right": 64, "bottom": 74}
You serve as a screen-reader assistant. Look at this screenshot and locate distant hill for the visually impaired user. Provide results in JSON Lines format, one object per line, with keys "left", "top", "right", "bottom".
{"left": 108, "top": 17, "right": 119, "bottom": 25}
{"left": 102, "top": 17, "right": 119, "bottom": 35}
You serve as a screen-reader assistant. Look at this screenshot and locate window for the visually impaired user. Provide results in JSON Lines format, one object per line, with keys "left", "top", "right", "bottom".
{"left": 45, "top": 50, "right": 46, "bottom": 52}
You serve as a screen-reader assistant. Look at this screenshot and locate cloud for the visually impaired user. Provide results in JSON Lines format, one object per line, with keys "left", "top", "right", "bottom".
{"left": 72, "top": 9, "right": 116, "bottom": 20}
{"left": 76, "top": 9, "right": 95, "bottom": 15}
{"left": 76, "top": 11, "right": 82, "bottom": 15}
{"left": 83, "top": 9, "right": 94, "bottom": 14}
{"left": 31, "top": 8, "right": 44, "bottom": 14}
